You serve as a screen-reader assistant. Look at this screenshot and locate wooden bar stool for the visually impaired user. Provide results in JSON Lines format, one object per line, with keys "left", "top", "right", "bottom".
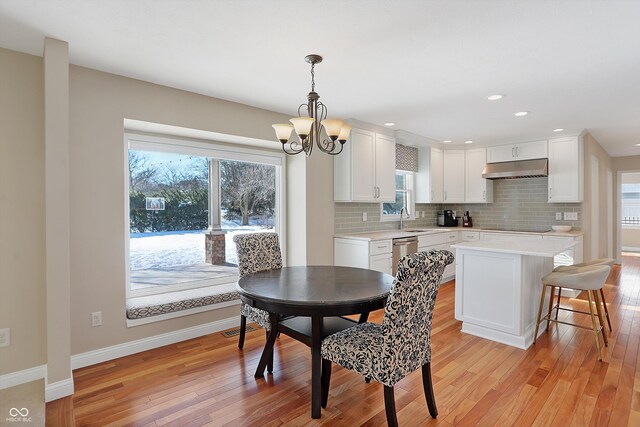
{"left": 553, "top": 258, "right": 614, "bottom": 332}
{"left": 533, "top": 265, "right": 611, "bottom": 360}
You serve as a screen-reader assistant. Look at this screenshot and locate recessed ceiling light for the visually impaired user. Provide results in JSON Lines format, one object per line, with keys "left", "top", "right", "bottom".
{"left": 384, "top": 122, "right": 395, "bottom": 127}
{"left": 487, "top": 94, "right": 505, "bottom": 101}
{"left": 635, "top": 143, "right": 640, "bottom": 146}
{"left": 465, "top": 140, "right": 473, "bottom": 144}
{"left": 553, "top": 128, "right": 564, "bottom": 132}
{"left": 443, "top": 140, "right": 452, "bottom": 143}
{"left": 514, "top": 111, "right": 530, "bottom": 117}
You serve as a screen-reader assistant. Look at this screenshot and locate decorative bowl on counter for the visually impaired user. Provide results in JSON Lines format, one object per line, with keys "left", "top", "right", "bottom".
{"left": 552, "top": 225, "right": 572, "bottom": 232}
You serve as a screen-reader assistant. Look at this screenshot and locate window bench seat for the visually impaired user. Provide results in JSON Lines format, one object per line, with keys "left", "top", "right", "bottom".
{"left": 126, "top": 283, "right": 240, "bottom": 320}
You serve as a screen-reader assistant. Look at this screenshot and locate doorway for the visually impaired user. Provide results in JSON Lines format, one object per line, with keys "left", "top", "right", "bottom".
{"left": 620, "top": 172, "right": 640, "bottom": 262}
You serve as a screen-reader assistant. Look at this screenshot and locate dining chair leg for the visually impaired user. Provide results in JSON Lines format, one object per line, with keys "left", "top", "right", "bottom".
{"left": 365, "top": 377, "right": 371, "bottom": 383}
{"left": 266, "top": 329, "right": 274, "bottom": 373}
{"left": 321, "top": 359, "right": 332, "bottom": 408}
{"left": 383, "top": 385, "right": 399, "bottom": 427}
{"left": 600, "top": 288, "right": 613, "bottom": 332}
{"left": 594, "top": 289, "right": 608, "bottom": 347}
{"left": 555, "top": 287, "right": 562, "bottom": 320}
{"left": 546, "top": 286, "right": 556, "bottom": 332}
{"left": 587, "top": 290, "right": 603, "bottom": 361}
{"left": 534, "top": 284, "right": 547, "bottom": 344}
{"left": 238, "top": 315, "right": 247, "bottom": 349}
{"left": 422, "top": 363, "right": 438, "bottom": 418}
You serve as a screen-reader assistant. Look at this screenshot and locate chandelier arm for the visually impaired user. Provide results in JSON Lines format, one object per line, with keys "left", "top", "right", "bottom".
{"left": 317, "top": 138, "right": 343, "bottom": 155}
{"left": 281, "top": 138, "right": 306, "bottom": 155}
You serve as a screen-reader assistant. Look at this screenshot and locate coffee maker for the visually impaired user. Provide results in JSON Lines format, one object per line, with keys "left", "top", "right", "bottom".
{"left": 437, "top": 210, "right": 458, "bottom": 227}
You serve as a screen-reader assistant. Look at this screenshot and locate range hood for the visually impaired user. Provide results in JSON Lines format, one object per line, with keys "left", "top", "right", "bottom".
{"left": 482, "top": 158, "right": 548, "bottom": 180}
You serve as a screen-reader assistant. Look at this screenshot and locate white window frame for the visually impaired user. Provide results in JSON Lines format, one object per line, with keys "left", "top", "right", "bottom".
{"left": 124, "top": 132, "right": 286, "bottom": 299}
{"left": 380, "top": 170, "right": 416, "bottom": 222}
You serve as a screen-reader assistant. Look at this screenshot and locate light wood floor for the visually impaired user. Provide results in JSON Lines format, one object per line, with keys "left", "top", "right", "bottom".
{"left": 47, "top": 255, "right": 640, "bottom": 426}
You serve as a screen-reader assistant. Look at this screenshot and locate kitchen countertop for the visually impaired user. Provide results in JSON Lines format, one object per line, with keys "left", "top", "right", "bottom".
{"left": 334, "top": 227, "right": 583, "bottom": 241}
{"left": 452, "top": 239, "right": 577, "bottom": 257}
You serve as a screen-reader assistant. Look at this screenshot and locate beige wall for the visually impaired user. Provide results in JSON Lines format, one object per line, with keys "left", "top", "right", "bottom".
{"left": 621, "top": 228, "right": 640, "bottom": 250}
{"left": 0, "top": 49, "right": 46, "bottom": 375}
{"left": 582, "top": 133, "right": 613, "bottom": 261}
{"left": 613, "top": 155, "right": 640, "bottom": 260}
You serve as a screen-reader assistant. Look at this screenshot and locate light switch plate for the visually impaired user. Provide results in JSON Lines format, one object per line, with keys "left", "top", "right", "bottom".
{"left": 564, "top": 212, "right": 578, "bottom": 221}
{"left": 0, "top": 328, "right": 10, "bottom": 347}
{"left": 91, "top": 312, "right": 102, "bottom": 327}
{"left": 556, "top": 212, "right": 562, "bottom": 220}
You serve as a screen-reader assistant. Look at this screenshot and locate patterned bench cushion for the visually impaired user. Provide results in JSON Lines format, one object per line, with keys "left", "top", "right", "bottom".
{"left": 126, "top": 282, "right": 240, "bottom": 320}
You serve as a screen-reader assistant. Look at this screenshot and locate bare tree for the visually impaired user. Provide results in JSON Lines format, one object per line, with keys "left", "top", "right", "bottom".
{"left": 128, "top": 151, "right": 157, "bottom": 192}
{"left": 220, "top": 160, "right": 275, "bottom": 225}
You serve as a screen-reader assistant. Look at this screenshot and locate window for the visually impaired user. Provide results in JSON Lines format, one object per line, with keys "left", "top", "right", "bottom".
{"left": 126, "top": 134, "right": 285, "bottom": 297}
{"left": 622, "top": 183, "right": 640, "bottom": 226}
{"left": 381, "top": 171, "right": 415, "bottom": 221}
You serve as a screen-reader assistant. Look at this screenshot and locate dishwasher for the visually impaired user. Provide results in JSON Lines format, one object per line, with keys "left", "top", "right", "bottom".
{"left": 392, "top": 236, "right": 418, "bottom": 275}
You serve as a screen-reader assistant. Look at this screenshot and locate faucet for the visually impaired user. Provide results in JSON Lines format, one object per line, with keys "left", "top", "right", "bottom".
{"left": 400, "top": 207, "right": 410, "bottom": 231}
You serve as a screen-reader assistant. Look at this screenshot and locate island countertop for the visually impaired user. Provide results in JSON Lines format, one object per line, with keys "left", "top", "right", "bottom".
{"left": 452, "top": 239, "right": 576, "bottom": 257}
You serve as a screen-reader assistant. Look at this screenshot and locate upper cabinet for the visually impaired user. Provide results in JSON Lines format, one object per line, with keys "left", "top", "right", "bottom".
{"left": 334, "top": 128, "right": 396, "bottom": 202}
{"left": 416, "top": 147, "right": 444, "bottom": 203}
{"left": 465, "top": 148, "right": 493, "bottom": 203}
{"left": 487, "top": 140, "right": 547, "bottom": 163}
{"left": 548, "top": 136, "right": 583, "bottom": 202}
{"left": 443, "top": 150, "right": 465, "bottom": 203}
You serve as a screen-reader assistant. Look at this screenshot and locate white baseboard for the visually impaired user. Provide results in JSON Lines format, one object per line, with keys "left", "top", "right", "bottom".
{"left": 45, "top": 377, "right": 74, "bottom": 402}
{"left": 71, "top": 316, "right": 239, "bottom": 370}
{"left": 622, "top": 246, "right": 640, "bottom": 252}
{"left": 0, "top": 365, "right": 46, "bottom": 390}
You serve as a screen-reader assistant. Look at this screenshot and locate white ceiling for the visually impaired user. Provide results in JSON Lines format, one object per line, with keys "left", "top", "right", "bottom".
{"left": 1, "top": 0, "right": 640, "bottom": 156}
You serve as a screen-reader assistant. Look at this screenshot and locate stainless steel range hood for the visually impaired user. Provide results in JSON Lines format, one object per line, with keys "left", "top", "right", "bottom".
{"left": 482, "top": 158, "right": 548, "bottom": 179}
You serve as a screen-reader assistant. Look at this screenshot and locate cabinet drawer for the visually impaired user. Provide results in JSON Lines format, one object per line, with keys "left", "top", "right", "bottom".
{"left": 460, "top": 231, "right": 479, "bottom": 242}
{"left": 446, "top": 232, "right": 458, "bottom": 242}
{"left": 418, "top": 233, "right": 449, "bottom": 248}
{"left": 480, "top": 232, "right": 542, "bottom": 242}
{"left": 370, "top": 240, "right": 392, "bottom": 255}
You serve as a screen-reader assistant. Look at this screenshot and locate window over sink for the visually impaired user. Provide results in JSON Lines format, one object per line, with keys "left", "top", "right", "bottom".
{"left": 380, "top": 171, "right": 415, "bottom": 222}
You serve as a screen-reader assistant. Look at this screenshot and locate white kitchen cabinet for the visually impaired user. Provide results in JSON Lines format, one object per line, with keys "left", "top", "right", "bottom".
{"left": 418, "top": 232, "right": 457, "bottom": 279}
{"left": 465, "top": 148, "right": 493, "bottom": 203}
{"left": 547, "top": 136, "right": 583, "bottom": 203}
{"left": 334, "top": 238, "right": 392, "bottom": 275}
{"left": 334, "top": 128, "right": 396, "bottom": 202}
{"left": 416, "top": 147, "right": 444, "bottom": 203}
{"left": 443, "top": 150, "right": 465, "bottom": 203}
{"left": 487, "top": 140, "right": 548, "bottom": 163}
{"left": 480, "top": 232, "right": 542, "bottom": 242}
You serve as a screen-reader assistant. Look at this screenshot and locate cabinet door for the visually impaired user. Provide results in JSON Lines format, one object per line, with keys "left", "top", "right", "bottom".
{"left": 430, "top": 148, "right": 444, "bottom": 202}
{"left": 487, "top": 144, "right": 516, "bottom": 163}
{"left": 514, "top": 140, "right": 547, "bottom": 160}
{"left": 443, "top": 150, "right": 465, "bottom": 203}
{"left": 370, "top": 253, "right": 392, "bottom": 275}
{"left": 375, "top": 134, "right": 397, "bottom": 202}
{"left": 548, "top": 136, "right": 582, "bottom": 202}
{"left": 465, "top": 148, "right": 493, "bottom": 203}
{"left": 350, "top": 129, "right": 376, "bottom": 202}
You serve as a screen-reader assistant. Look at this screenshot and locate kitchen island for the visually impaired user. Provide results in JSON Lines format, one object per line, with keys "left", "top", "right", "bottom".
{"left": 453, "top": 239, "right": 576, "bottom": 349}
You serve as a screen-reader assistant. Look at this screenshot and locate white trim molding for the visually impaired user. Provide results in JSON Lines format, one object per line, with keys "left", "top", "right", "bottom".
{"left": 71, "top": 316, "right": 239, "bottom": 370}
{"left": 45, "top": 377, "right": 74, "bottom": 402}
{"left": 622, "top": 246, "right": 640, "bottom": 252}
{"left": 0, "top": 365, "right": 47, "bottom": 390}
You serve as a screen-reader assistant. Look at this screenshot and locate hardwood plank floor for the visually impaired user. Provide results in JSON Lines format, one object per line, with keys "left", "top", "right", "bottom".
{"left": 46, "top": 255, "right": 640, "bottom": 426}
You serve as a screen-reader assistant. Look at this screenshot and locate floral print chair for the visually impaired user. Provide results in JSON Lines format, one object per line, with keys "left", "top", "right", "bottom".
{"left": 320, "top": 250, "right": 454, "bottom": 427}
{"left": 233, "top": 232, "right": 282, "bottom": 350}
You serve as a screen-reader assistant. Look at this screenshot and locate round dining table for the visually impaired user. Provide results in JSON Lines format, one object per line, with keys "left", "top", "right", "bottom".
{"left": 237, "top": 265, "right": 395, "bottom": 419}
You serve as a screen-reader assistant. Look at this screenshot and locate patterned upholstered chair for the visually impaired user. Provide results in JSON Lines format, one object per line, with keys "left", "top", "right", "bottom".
{"left": 320, "top": 250, "right": 454, "bottom": 427}
{"left": 233, "top": 232, "right": 282, "bottom": 350}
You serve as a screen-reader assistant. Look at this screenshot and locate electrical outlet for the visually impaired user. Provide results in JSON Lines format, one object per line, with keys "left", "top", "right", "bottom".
{"left": 421, "top": 211, "right": 425, "bottom": 218}
{"left": 0, "top": 328, "right": 10, "bottom": 347}
{"left": 556, "top": 212, "right": 562, "bottom": 220}
{"left": 362, "top": 212, "right": 367, "bottom": 222}
{"left": 91, "top": 312, "right": 102, "bottom": 327}
{"left": 564, "top": 212, "right": 578, "bottom": 221}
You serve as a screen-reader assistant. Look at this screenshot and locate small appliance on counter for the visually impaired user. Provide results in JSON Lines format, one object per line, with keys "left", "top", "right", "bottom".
{"left": 437, "top": 210, "right": 458, "bottom": 227}
{"left": 463, "top": 211, "right": 473, "bottom": 228}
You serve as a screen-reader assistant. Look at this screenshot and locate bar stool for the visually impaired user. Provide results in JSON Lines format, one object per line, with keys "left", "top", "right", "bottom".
{"left": 552, "top": 258, "right": 614, "bottom": 332}
{"left": 534, "top": 265, "right": 611, "bottom": 360}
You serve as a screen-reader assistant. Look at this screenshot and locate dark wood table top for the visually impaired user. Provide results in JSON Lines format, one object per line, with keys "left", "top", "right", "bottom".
{"left": 236, "top": 265, "right": 395, "bottom": 311}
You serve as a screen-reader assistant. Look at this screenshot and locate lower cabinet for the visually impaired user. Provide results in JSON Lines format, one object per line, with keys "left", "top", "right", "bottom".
{"left": 334, "top": 238, "right": 393, "bottom": 275}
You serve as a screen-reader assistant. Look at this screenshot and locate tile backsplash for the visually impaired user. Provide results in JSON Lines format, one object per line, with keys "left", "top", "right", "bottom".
{"left": 334, "top": 177, "right": 582, "bottom": 234}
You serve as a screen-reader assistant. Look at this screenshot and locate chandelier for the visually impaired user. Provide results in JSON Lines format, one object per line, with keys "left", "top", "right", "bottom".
{"left": 272, "top": 54, "right": 351, "bottom": 156}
